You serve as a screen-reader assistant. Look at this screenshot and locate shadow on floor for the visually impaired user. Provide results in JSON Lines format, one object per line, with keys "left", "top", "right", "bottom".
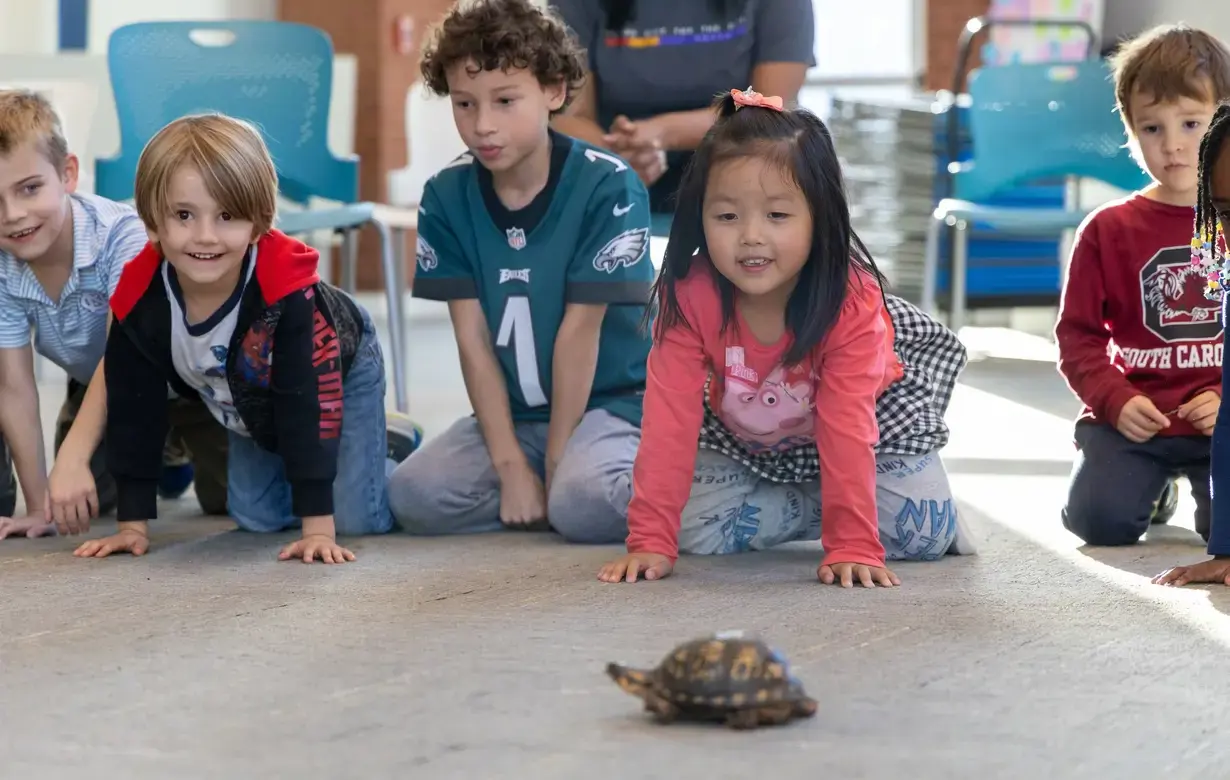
{"left": 959, "top": 356, "right": 1081, "bottom": 421}
{"left": 956, "top": 500, "right": 1230, "bottom": 624}
{"left": 1071, "top": 524, "right": 1230, "bottom": 613}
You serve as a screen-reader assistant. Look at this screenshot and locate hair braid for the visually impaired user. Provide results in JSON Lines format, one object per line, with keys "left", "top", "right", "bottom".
{"left": 1194, "top": 102, "right": 1230, "bottom": 300}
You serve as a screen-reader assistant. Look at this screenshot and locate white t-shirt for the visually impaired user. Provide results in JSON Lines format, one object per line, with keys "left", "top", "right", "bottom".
{"left": 163, "top": 249, "right": 257, "bottom": 435}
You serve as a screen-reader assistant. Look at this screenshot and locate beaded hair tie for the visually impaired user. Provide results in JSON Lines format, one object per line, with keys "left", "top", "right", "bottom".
{"left": 1192, "top": 218, "right": 1227, "bottom": 300}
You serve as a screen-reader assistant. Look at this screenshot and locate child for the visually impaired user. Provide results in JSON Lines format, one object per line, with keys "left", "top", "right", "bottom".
{"left": 72, "top": 113, "right": 414, "bottom": 563}
{"left": 0, "top": 89, "right": 226, "bottom": 542}
{"left": 597, "top": 88, "right": 974, "bottom": 588}
{"left": 1154, "top": 101, "right": 1230, "bottom": 586}
{"left": 1055, "top": 25, "right": 1230, "bottom": 547}
{"left": 386, "top": 0, "right": 655, "bottom": 543}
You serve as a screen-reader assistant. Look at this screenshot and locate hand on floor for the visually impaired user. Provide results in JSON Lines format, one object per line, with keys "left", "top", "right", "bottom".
{"left": 47, "top": 458, "right": 100, "bottom": 535}
{"left": 0, "top": 513, "right": 56, "bottom": 540}
{"left": 73, "top": 526, "right": 150, "bottom": 558}
{"left": 818, "top": 561, "right": 901, "bottom": 588}
{"left": 1152, "top": 558, "right": 1230, "bottom": 586}
{"left": 598, "top": 553, "right": 674, "bottom": 583}
{"left": 278, "top": 533, "right": 356, "bottom": 564}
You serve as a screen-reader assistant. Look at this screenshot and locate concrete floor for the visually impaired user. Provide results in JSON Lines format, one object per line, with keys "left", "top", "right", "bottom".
{"left": 3, "top": 306, "right": 1230, "bottom": 779}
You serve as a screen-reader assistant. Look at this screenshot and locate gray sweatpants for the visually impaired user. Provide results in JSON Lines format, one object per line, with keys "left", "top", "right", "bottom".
{"left": 680, "top": 449, "right": 977, "bottom": 559}
{"left": 387, "top": 409, "right": 638, "bottom": 543}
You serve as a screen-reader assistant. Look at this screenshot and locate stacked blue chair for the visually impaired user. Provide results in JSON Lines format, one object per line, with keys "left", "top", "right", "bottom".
{"left": 920, "top": 57, "right": 1150, "bottom": 330}
{"left": 95, "top": 20, "right": 413, "bottom": 412}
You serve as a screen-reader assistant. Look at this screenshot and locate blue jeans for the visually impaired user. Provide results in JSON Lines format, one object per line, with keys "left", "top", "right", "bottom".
{"left": 226, "top": 311, "right": 394, "bottom": 536}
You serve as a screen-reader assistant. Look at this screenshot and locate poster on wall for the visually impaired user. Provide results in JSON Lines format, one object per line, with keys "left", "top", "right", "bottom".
{"left": 982, "top": 0, "right": 1105, "bottom": 65}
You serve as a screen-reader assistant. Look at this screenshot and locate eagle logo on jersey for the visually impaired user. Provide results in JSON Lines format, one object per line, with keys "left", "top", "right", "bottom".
{"left": 592, "top": 227, "right": 649, "bottom": 273}
{"left": 416, "top": 235, "right": 438, "bottom": 271}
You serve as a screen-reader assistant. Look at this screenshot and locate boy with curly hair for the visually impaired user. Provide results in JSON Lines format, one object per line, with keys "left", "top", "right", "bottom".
{"left": 1056, "top": 24, "right": 1230, "bottom": 547}
{"left": 387, "top": 0, "right": 654, "bottom": 543}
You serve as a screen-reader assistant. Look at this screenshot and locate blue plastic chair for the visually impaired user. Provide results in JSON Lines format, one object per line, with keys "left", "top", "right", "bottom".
{"left": 96, "top": 20, "right": 413, "bottom": 412}
{"left": 920, "top": 59, "right": 1150, "bottom": 330}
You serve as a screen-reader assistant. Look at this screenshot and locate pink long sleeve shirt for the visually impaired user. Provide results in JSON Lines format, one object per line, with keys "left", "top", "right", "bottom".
{"left": 626, "top": 262, "right": 901, "bottom": 568}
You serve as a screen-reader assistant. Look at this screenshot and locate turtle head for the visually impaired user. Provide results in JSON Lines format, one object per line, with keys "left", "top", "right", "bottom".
{"left": 606, "top": 662, "right": 653, "bottom": 699}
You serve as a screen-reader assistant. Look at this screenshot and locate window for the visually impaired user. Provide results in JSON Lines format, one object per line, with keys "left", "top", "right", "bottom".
{"left": 808, "top": 0, "right": 918, "bottom": 81}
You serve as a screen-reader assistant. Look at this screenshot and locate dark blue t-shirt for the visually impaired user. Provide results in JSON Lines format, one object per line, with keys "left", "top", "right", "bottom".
{"left": 551, "top": 0, "right": 816, "bottom": 212}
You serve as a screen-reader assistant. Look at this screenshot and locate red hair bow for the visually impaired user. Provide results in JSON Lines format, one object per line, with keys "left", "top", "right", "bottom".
{"left": 731, "top": 87, "right": 784, "bottom": 112}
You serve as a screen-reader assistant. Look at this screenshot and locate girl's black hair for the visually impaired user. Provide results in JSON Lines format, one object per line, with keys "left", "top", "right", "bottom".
{"left": 1196, "top": 101, "right": 1230, "bottom": 247}
{"left": 601, "top": 0, "right": 748, "bottom": 32}
{"left": 647, "top": 92, "right": 886, "bottom": 367}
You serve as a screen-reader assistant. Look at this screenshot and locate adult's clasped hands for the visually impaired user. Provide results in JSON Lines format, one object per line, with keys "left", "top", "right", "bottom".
{"left": 602, "top": 115, "right": 668, "bottom": 187}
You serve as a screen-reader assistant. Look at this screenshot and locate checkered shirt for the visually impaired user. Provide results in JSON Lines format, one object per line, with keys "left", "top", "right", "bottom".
{"left": 696, "top": 294, "right": 968, "bottom": 483}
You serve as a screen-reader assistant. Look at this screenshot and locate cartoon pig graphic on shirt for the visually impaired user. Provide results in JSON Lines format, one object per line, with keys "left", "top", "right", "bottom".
{"left": 719, "top": 365, "right": 814, "bottom": 451}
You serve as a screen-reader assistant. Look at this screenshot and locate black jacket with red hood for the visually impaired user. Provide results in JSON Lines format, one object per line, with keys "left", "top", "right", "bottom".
{"left": 105, "top": 230, "right": 365, "bottom": 523}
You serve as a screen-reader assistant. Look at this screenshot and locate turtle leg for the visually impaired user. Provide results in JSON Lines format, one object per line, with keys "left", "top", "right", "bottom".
{"left": 757, "top": 702, "right": 798, "bottom": 726}
{"left": 792, "top": 696, "right": 819, "bottom": 719}
{"left": 724, "top": 708, "right": 763, "bottom": 730}
{"left": 727, "top": 703, "right": 800, "bottom": 729}
{"left": 643, "top": 690, "right": 680, "bottom": 723}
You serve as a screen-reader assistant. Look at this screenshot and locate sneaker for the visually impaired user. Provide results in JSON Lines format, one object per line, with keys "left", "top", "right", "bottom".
{"left": 158, "top": 462, "right": 195, "bottom": 499}
{"left": 386, "top": 411, "right": 423, "bottom": 464}
{"left": 1149, "top": 478, "right": 1179, "bottom": 525}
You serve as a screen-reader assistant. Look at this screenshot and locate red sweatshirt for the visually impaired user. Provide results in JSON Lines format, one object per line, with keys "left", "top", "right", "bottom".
{"left": 1056, "top": 194, "right": 1223, "bottom": 437}
{"left": 625, "top": 260, "right": 900, "bottom": 568}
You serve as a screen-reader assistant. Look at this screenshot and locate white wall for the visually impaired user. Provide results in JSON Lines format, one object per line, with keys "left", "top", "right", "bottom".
{"left": 88, "top": 0, "right": 277, "bottom": 53}
{"left": 0, "top": 0, "right": 58, "bottom": 54}
{"left": 0, "top": 0, "right": 278, "bottom": 56}
{"left": 1102, "top": 1, "right": 1230, "bottom": 45}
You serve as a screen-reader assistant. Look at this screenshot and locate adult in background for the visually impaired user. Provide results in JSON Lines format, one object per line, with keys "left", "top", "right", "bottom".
{"left": 550, "top": 0, "right": 815, "bottom": 219}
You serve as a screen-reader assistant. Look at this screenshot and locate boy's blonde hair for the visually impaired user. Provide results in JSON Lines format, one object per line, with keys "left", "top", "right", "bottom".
{"left": 1110, "top": 24, "right": 1230, "bottom": 131}
{"left": 134, "top": 113, "right": 277, "bottom": 236}
{"left": 0, "top": 89, "right": 70, "bottom": 172}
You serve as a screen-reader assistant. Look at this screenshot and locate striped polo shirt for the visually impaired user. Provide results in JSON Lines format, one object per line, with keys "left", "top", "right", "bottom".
{"left": 0, "top": 193, "right": 148, "bottom": 384}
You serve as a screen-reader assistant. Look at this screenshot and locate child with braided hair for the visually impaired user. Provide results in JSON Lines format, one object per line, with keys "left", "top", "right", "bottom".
{"left": 1154, "top": 102, "right": 1230, "bottom": 586}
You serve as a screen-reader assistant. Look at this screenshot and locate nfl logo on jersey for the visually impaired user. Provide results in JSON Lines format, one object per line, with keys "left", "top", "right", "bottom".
{"left": 506, "top": 227, "right": 527, "bottom": 250}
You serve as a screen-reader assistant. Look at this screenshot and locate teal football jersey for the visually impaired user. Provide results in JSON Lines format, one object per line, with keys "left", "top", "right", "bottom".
{"left": 413, "top": 136, "right": 654, "bottom": 426}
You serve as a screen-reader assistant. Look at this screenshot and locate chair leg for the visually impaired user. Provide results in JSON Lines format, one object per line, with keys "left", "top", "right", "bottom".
{"left": 340, "top": 228, "right": 359, "bottom": 295}
{"left": 368, "top": 217, "right": 409, "bottom": 414}
{"left": 921, "top": 213, "right": 943, "bottom": 315}
{"left": 951, "top": 220, "right": 969, "bottom": 333}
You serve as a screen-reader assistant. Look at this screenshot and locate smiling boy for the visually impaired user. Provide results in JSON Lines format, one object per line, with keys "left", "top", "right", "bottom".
{"left": 1055, "top": 25, "right": 1230, "bottom": 547}
{"left": 78, "top": 113, "right": 412, "bottom": 562}
{"left": 0, "top": 89, "right": 226, "bottom": 541}
{"left": 387, "top": 0, "right": 654, "bottom": 542}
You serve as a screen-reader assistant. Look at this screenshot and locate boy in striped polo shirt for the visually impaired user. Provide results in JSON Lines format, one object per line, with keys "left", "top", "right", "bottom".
{"left": 0, "top": 90, "right": 228, "bottom": 540}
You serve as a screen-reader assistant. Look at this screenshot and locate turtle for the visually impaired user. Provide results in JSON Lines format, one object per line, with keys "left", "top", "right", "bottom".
{"left": 605, "top": 632, "right": 818, "bottom": 729}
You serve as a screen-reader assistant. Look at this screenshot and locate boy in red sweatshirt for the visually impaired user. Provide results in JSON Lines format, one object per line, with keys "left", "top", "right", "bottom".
{"left": 1056, "top": 24, "right": 1230, "bottom": 546}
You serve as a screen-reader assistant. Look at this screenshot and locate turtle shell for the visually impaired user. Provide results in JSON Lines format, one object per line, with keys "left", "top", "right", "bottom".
{"left": 650, "top": 634, "right": 806, "bottom": 711}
